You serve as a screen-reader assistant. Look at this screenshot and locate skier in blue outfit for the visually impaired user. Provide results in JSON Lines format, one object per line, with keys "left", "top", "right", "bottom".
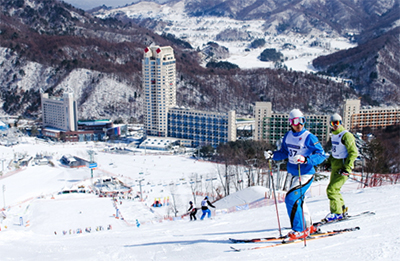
{"left": 200, "top": 196, "right": 215, "bottom": 220}
{"left": 264, "top": 109, "right": 326, "bottom": 240}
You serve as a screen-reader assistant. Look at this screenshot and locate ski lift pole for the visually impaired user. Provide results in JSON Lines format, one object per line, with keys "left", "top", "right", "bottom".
{"left": 2, "top": 185, "right": 5, "bottom": 209}
{"left": 269, "top": 159, "right": 282, "bottom": 238}
{"left": 298, "top": 163, "right": 307, "bottom": 247}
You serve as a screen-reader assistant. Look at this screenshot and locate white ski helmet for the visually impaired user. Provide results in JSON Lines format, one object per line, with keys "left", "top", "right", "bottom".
{"left": 289, "top": 109, "right": 304, "bottom": 120}
{"left": 330, "top": 113, "right": 342, "bottom": 122}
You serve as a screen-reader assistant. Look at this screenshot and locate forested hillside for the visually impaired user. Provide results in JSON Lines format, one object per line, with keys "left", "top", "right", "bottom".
{"left": 313, "top": 27, "right": 400, "bottom": 105}
{"left": 0, "top": 0, "right": 394, "bottom": 122}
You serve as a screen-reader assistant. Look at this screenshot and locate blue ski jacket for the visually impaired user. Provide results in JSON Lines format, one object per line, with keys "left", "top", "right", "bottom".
{"left": 272, "top": 128, "right": 326, "bottom": 175}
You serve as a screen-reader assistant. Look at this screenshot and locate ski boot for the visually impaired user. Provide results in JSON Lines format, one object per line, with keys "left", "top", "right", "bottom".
{"left": 324, "top": 213, "right": 344, "bottom": 222}
{"left": 342, "top": 205, "right": 349, "bottom": 218}
{"left": 286, "top": 225, "right": 317, "bottom": 241}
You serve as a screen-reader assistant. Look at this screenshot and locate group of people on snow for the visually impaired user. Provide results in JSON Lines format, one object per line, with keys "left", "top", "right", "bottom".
{"left": 186, "top": 196, "right": 215, "bottom": 221}
{"left": 263, "top": 109, "right": 358, "bottom": 240}
{"left": 185, "top": 109, "right": 357, "bottom": 240}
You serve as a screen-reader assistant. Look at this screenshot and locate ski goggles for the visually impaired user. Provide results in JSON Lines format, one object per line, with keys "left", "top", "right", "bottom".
{"left": 330, "top": 120, "right": 342, "bottom": 127}
{"left": 289, "top": 117, "right": 305, "bottom": 126}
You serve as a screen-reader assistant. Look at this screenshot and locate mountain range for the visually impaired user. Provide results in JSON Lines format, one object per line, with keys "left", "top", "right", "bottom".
{"left": 0, "top": 0, "right": 398, "bottom": 123}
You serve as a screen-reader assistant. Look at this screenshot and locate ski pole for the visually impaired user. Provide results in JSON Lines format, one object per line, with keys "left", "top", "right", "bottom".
{"left": 298, "top": 163, "right": 307, "bottom": 247}
{"left": 347, "top": 175, "right": 368, "bottom": 186}
{"left": 269, "top": 159, "right": 282, "bottom": 238}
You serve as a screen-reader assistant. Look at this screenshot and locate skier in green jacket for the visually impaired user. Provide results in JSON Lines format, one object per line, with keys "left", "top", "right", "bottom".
{"left": 324, "top": 113, "right": 358, "bottom": 222}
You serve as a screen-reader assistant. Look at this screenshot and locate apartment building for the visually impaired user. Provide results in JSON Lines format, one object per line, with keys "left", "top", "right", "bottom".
{"left": 254, "top": 102, "right": 330, "bottom": 146}
{"left": 167, "top": 107, "right": 236, "bottom": 148}
{"left": 142, "top": 46, "right": 176, "bottom": 137}
{"left": 342, "top": 99, "right": 361, "bottom": 130}
{"left": 344, "top": 99, "right": 400, "bottom": 131}
{"left": 254, "top": 102, "right": 272, "bottom": 141}
{"left": 255, "top": 99, "right": 399, "bottom": 147}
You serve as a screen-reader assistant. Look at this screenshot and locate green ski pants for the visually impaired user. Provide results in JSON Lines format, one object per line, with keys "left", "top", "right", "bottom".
{"left": 326, "top": 170, "right": 348, "bottom": 214}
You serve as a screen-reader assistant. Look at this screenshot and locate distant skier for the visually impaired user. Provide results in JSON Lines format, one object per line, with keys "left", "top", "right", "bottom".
{"left": 187, "top": 201, "right": 198, "bottom": 221}
{"left": 0, "top": 211, "right": 6, "bottom": 220}
{"left": 200, "top": 196, "right": 215, "bottom": 220}
{"left": 324, "top": 113, "right": 358, "bottom": 222}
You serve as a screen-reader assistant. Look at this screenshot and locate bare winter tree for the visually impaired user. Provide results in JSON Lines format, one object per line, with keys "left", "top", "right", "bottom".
{"left": 168, "top": 186, "right": 180, "bottom": 217}
{"left": 215, "top": 143, "right": 237, "bottom": 196}
{"left": 188, "top": 173, "right": 200, "bottom": 205}
{"left": 215, "top": 163, "right": 228, "bottom": 196}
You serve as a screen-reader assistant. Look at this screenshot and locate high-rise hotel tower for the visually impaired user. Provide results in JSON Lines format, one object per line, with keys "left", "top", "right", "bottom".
{"left": 143, "top": 46, "right": 176, "bottom": 137}
{"left": 41, "top": 90, "right": 77, "bottom": 132}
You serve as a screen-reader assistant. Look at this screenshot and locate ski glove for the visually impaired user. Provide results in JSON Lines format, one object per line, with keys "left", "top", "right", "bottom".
{"left": 264, "top": 150, "right": 273, "bottom": 160}
{"left": 293, "top": 155, "right": 307, "bottom": 164}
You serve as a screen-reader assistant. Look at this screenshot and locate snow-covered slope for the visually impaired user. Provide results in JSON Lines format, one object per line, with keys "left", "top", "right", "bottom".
{"left": 0, "top": 138, "right": 399, "bottom": 260}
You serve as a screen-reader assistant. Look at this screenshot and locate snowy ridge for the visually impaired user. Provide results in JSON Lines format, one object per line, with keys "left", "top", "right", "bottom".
{"left": 94, "top": 1, "right": 357, "bottom": 71}
{"left": 116, "top": 1, "right": 185, "bottom": 20}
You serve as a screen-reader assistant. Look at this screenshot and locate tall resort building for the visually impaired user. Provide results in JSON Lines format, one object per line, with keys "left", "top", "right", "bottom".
{"left": 41, "top": 91, "right": 77, "bottom": 131}
{"left": 143, "top": 46, "right": 176, "bottom": 137}
{"left": 41, "top": 90, "right": 78, "bottom": 138}
{"left": 142, "top": 46, "right": 236, "bottom": 148}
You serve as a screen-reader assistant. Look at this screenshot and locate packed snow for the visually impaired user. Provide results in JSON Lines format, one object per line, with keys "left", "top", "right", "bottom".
{"left": 0, "top": 137, "right": 399, "bottom": 260}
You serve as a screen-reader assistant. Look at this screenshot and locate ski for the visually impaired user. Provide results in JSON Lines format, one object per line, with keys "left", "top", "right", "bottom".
{"left": 229, "top": 225, "right": 358, "bottom": 243}
{"left": 229, "top": 235, "right": 286, "bottom": 243}
{"left": 230, "top": 227, "right": 360, "bottom": 252}
{"left": 314, "top": 211, "right": 375, "bottom": 227}
{"left": 229, "top": 211, "right": 373, "bottom": 244}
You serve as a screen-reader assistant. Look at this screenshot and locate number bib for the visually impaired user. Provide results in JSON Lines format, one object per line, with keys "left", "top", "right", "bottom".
{"left": 331, "top": 130, "right": 348, "bottom": 159}
{"left": 286, "top": 130, "right": 311, "bottom": 164}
